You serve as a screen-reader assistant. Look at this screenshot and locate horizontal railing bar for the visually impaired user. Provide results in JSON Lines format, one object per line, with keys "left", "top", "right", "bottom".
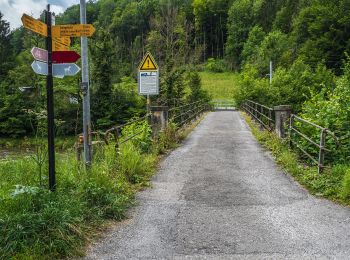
{"left": 247, "top": 100, "right": 273, "bottom": 111}
{"left": 243, "top": 106, "right": 271, "bottom": 130}
{"left": 244, "top": 103, "right": 274, "bottom": 122}
{"left": 290, "top": 127, "right": 321, "bottom": 149}
{"left": 119, "top": 129, "right": 144, "bottom": 145}
{"left": 290, "top": 139, "right": 319, "bottom": 165}
{"left": 291, "top": 114, "right": 324, "bottom": 130}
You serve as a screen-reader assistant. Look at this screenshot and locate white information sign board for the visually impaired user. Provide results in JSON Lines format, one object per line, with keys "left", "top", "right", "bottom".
{"left": 138, "top": 70, "right": 159, "bottom": 95}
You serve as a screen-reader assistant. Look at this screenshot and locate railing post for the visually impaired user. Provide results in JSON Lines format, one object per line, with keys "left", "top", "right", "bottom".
{"left": 318, "top": 129, "right": 326, "bottom": 174}
{"left": 268, "top": 109, "right": 272, "bottom": 129}
{"left": 273, "top": 105, "right": 292, "bottom": 138}
{"left": 150, "top": 106, "right": 169, "bottom": 137}
{"left": 254, "top": 103, "right": 258, "bottom": 120}
{"left": 288, "top": 115, "right": 294, "bottom": 148}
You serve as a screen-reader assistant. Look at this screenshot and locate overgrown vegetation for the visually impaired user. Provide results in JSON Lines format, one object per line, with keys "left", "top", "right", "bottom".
{"left": 0, "top": 114, "right": 205, "bottom": 259}
{"left": 244, "top": 113, "right": 350, "bottom": 206}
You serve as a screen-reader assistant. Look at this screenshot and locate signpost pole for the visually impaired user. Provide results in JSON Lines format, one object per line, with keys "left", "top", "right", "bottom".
{"left": 46, "top": 5, "right": 56, "bottom": 191}
{"left": 147, "top": 94, "right": 151, "bottom": 114}
{"left": 80, "top": 0, "right": 92, "bottom": 166}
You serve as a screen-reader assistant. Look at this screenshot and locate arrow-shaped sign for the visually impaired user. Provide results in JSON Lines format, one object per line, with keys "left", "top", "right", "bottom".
{"left": 31, "top": 47, "right": 80, "bottom": 64}
{"left": 31, "top": 61, "right": 80, "bottom": 77}
{"left": 21, "top": 14, "right": 47, "bottom": 37}
{"left": 31, "top": 47, "right": 48, "bottom": 63}
{"left": 53, "top": 63, "right": 81, "bottom": 76}
{"left": 31, "top": 60, "right": 48, "bottom": 75}
{"left": 52, "top": 24, "right": 95, "bottom": 37}
{"left": 52, "top": 51, "right": 80, "bottom": 63}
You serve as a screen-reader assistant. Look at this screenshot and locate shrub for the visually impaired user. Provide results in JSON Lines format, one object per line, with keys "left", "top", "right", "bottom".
{"left": 120, "top": 119, "right": 152, "bottom": 153}
{"left": 205, "top": 58, "right": 226, "bottom": 73}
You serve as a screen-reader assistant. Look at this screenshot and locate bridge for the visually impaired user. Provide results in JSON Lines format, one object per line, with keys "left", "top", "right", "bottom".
{"left": 86, "top": 109, "right": 350, "bottom": 259}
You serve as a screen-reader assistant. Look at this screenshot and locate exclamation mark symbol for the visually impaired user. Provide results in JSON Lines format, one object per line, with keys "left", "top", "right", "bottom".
{"left": 147, "top": 59, "right": 150, "bottom": 68}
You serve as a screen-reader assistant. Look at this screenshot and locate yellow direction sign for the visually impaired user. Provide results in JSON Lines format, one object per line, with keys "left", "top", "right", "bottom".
{"left": 53, "top": 37, "right": 71, "bottom": 46}
{"left": 21, "top": 14, "right": 47, "bottom": 37}
{"left": 52, "top": 24, "right": 95, "bottom": 37}
{"left": 139, "top": 52, "right": 158, "bottom": 70}
{"left": 52, "top": 40, "right": 70, "bottom": 51}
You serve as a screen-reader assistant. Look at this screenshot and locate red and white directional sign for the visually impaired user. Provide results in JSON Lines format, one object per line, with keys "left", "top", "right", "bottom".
{"left": 31, "top": 47, "right": 80, "bottom": 64}
{"left": 31, "top": 47, "right": 48, "bottom": 63}
{"left": 52, "top": 51, "right": 80, "bottom": 63}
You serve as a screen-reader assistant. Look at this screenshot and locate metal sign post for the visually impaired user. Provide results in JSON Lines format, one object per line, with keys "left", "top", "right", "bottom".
{"left": 80, "top": 0, "right": 92, "bottom": 166}
{"left": 46, "top": 5, "right": 56, "bottom": 192}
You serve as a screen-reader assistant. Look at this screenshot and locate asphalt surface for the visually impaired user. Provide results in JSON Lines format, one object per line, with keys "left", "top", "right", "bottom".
{"left": 85, "top": 111, "right": 350, "bottom": 260}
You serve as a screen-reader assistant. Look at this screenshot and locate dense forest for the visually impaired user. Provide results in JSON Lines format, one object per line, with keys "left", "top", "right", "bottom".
{"left": 0, "top": 0, "right": 349, "bottom": 151}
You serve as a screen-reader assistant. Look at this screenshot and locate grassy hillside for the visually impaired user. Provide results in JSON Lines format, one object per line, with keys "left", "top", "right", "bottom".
{"left": 199, "top": 71, "right": 238, "bottom": 101}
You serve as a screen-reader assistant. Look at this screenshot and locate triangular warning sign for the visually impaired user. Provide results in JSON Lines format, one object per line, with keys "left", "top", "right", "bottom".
{"left": 139, "top": 52, "right": 158, "bottom": 70}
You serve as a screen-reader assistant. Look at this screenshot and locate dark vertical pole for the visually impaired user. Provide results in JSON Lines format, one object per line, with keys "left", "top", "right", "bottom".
{"left": 46, "top": 5, "right": 56, "bottom": 191}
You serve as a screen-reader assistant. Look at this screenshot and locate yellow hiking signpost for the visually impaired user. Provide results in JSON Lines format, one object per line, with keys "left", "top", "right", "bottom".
{"left": 21, "top": 10, "right": 96, "bottom": 191}
{"left": 53, "top": 37, "right": 71, "bottom": 46}
{"left": 139, "top": 52, "right": 158, "bottom": 71}
{"left": 52, "top": 40, "right": 70, "bottom": 51}
{"left": 21, "top": 14, "right": 47, "bottom": 37}
{"left": 52, "top": 24, "right": 95, "bottom": 37}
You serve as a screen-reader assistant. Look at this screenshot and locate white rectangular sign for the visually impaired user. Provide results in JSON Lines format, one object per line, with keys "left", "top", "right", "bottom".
{"left": 138, "top": 70, "right": 159, "bottom": 95}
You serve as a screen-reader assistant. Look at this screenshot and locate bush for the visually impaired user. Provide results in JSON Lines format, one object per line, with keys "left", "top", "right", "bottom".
{"left": 120, "top": 119, "right": 152, "bottom": 153}
{"left": 205, "top": 58, "right": 226, "bottom": 73}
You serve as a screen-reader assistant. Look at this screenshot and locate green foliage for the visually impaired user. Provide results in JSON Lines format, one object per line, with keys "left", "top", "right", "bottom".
{"left": 186, "top": 71, "right": 210, "bottom": 102}
{"left": 0, "top": 12, "right": 14, "bottom": 81}
{"left": 244, "top": 113, "right": 350, "bottom": 206}
{"left": 241, "top": 25, "right": 265, "bottom": 65}
{"left": 341, "top": 169, "right": 350, "bottom": 199}
{"left": 300, "top": 57, "right": 350, "bottom": 163}
{"left": 153, "top": 122, "right": 178, "bottom": 154}
{"left": 121, "top": 119, "right": 153, "bottom": 153}
{"left": 234, "top": 60, "right": 336, "bottom": 112}
{"left": 205, "top": 58, "right": 226, "bottom": 73}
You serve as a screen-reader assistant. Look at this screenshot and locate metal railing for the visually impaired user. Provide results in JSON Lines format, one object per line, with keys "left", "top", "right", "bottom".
{"left": 289, "top": 114, "right": 339, "bottom": 173}
{"left": 168, "top": 100, "right": 207, "bottom": 127}
{"left": 241, "top": 100, "right": 274, "bottom": 130}
{"left": 104, "top": 114, "right": 150, "bottom": 147}
{"left": 213, "top": 100, "right": 236, "bottom": 110}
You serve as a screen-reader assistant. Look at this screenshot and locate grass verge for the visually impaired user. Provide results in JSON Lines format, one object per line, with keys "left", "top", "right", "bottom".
{"left": 0, "top": 114, "right": 205, "bottom": 259}
{"left": 243, "top": 112, "right": 350, "bottom": 206}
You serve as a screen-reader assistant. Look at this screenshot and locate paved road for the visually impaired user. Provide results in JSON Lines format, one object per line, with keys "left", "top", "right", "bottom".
{"left": 86, "top": 111, "right": 350, "bottom": 259}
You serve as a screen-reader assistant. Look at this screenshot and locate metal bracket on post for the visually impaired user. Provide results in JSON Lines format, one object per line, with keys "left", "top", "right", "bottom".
{"left": 80, "top": 82, "right": 88, "bottom": 95}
